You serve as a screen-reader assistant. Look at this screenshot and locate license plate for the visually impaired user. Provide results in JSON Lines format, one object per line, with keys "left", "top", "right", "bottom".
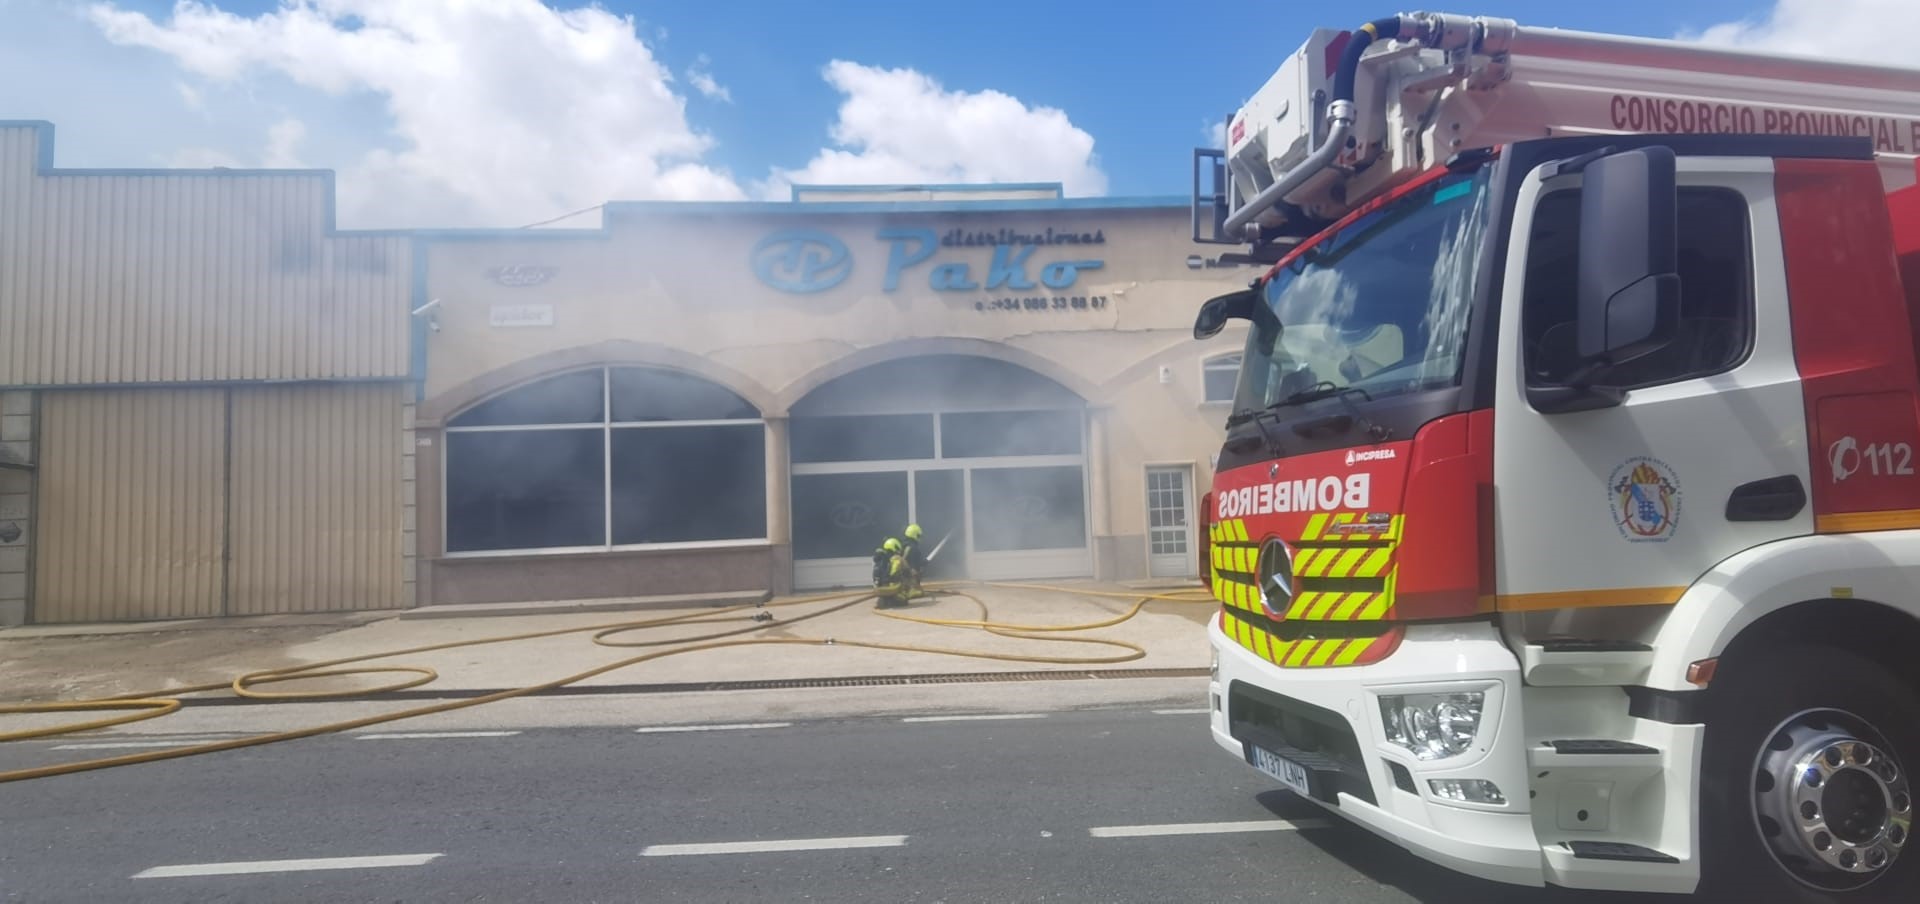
{"left": 1251, "top": 745, "right": 1313, "bottom": 797}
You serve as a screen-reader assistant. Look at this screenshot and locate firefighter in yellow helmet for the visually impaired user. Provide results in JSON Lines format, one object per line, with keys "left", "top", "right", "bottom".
{"left": 898, "top": 524, "right": 928, "bottom": 601}
{"left": 872, "top": 536, "right": 907, "bottom": 609}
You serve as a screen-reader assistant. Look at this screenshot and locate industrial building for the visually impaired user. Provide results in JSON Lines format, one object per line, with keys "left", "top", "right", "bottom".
{"left": 0, "top": 120, "right": 1251, "bottom": 624}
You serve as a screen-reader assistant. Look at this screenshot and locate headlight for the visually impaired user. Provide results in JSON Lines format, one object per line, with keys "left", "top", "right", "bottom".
{"left": 1379, "top": 692, "right": 1485, "bottom": 761}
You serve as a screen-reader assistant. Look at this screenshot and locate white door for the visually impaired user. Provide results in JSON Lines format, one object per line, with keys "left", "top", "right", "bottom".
{"left": 1491, "top": 158, "right": 1812, "bottom": 610}
{"left": 1147, "top": 466, "right": 1195, "bottom": 578}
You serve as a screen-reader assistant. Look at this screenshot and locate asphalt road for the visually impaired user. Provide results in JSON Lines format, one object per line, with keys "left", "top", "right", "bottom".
{"left": 0, "top": 707, "right": 1656, "bottom": 904}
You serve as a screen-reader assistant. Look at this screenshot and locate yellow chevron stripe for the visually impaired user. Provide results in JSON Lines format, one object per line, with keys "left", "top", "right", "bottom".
{"left": 1306, "top": 590, "right": 1346, "bottom": 620}
{"left": 1354, "top": 547, "right": 1393, "bottom": 578}
{"left": 1284, "top": 639, "right": 1318, "bottom": 667}
{"left": 1289, "top": 548, "right": 1319, "bottom": 576}
{"left": 1387, "top": 515, "right": 1406, "bottom": 542}
{"left": 1328, "top": 547, "right": 1369, "bottom": 578}
{"left": 1332, "top": 591, "right": 1373, "bottom": 620}
{"left": 1300, "top": 514, "right": 1329, "bottom": 541}
{"left": 1306, "top": 639, "right": 1345, "bottom": 666}
{"left": 1333, "top": 637, "right": 1375, "bottom": 665}
{"left": 1251, "top": 628, "right": 1271, "bottom": 661}
{"left": 1357, "top": 572, "right": 1399, "bottom": 620}
{"left": 1285, "top": 591, "right": 1319, "bottom": 619}
{"left": 1230, "top": 520, "right": 1248, "bottom": 542}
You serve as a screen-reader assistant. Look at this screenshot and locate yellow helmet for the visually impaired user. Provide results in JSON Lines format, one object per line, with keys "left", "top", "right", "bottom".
{"left": 904, "top": 524, "right": 923, "bottom": 541}
{"left": 883, "top": 538, "right": 903, "bottom": 553}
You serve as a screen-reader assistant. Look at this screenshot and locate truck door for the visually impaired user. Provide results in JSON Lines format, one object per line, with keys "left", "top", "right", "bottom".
{"left": 1489, "top": 157, "right": 1814, "bottom": 612}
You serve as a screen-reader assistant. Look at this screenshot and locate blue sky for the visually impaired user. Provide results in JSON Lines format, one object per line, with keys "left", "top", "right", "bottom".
{"left": 0, "top": 0, "right": 1893, "bottom": 227}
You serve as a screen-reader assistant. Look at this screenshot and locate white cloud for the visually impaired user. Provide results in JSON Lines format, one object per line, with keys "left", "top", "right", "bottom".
{"left": 84, "top": 0, "right": 745, "bottom": 228}
{"left": 1681, "top": 0, "right": 1920, "bottom": 65}
{"left": 686, "top": 53, "right": 730, "bottom": 103}
{"left": 1205, "top": 119, "right": 1226, "bottom": 148}
{"left": 5, "top": 2, "right": 1113, "bottom": 228}
{"left": 765, "top": 60, "right": 1107, "bottom": 200}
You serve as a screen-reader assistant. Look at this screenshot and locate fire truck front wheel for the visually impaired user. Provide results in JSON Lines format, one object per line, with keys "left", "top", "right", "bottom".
{"left": 1701, "top": 643, "right": 1920, "bottom": 903}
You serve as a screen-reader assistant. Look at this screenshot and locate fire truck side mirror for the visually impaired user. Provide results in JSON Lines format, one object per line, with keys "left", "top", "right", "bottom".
{"left": 1575, "top": 146, "right": 1682, "bottom": 370}
{"left": 1193, "top": 288, "right": 1258, "bottom": 340}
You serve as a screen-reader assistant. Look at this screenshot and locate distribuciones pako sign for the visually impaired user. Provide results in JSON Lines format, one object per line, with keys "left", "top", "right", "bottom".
{"left": 750, "top": 224, "right": 1111, "bottom": 313}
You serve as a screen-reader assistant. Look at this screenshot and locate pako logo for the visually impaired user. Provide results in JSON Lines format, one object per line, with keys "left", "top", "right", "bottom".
{"left": 752, "top": 230, "right": 852, "bottom": 293}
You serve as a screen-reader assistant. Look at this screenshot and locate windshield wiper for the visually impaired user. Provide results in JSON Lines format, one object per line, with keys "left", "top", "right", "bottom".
{"left": 1273, "top": 382, "right": 1395, "bottom": 443}
{"left": 1225, "top": 406, "right": 1287, "bottom": 456}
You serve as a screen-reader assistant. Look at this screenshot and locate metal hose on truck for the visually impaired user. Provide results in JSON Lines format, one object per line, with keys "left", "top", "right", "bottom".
{"left": 0, "top": 582, "right": 1216, "bottom": 785}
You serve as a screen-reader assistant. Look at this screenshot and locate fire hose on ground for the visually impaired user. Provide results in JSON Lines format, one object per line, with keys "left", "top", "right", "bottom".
{"left": 0, "top": 582, "right": 1216, "bottom": 785}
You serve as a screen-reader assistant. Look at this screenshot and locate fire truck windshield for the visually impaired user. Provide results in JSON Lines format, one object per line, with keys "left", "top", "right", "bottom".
{"left": 1231, "top": 169, "right": 1491, "bottom": 419}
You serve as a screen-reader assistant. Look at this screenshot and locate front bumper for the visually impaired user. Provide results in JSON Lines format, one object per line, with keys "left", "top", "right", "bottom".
{"left": 1208, "top": 617, "right": 1544, "bottom": 888}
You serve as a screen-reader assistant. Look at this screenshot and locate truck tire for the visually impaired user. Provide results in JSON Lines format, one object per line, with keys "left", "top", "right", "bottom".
{"left": 1699, "top": 643, "right": 1920, "bottom": 902}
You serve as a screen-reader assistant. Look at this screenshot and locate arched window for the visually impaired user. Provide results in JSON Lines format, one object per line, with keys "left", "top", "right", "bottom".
{"left": 1202, "top": 353, "right": 1241, "bottom": 404}
{"left": 445, "top": 367, "right": 766, "bottom": 553}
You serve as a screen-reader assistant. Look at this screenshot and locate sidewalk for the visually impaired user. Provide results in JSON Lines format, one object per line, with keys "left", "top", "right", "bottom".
{"left": 0, "top": 582, "right": 1216, "bottom": 706}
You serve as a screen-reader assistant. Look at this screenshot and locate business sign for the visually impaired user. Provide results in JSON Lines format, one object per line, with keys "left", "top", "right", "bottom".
{"left": 490, "top": 303, "right": 555, "bottom": 327}
{"left": 487, "top": 265, "right": 558, "bottom": 287}
{"left": 750, "top": 224, "right": 1109, "bottom": 311}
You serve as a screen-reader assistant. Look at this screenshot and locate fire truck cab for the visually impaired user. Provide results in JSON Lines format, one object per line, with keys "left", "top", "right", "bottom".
{"left": 1192, "top": 12, "right": 1920, "bottom": 901}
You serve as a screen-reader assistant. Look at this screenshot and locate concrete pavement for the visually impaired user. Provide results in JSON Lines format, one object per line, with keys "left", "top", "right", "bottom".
{"left": 0, "top": 582, "right": 1213, "bottom": 707}
{"left": 0, "top": 707, "right": 1650, "bottom": 904}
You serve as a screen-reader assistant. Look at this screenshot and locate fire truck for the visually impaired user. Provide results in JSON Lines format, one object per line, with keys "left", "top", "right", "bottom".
{"left": 1189, "top": 11, "right": 1920, "bottom": 900}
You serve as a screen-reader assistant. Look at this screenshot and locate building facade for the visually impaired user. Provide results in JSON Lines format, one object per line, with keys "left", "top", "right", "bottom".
{"left": 0, "top": 120, "right": 1254, "bottom": 624}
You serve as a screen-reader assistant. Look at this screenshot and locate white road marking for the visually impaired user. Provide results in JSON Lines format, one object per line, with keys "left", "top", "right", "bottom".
{"left": 132, "top": 853, "right": 442, "bottom": 879}
{"left": 355, "top": 731, "right": 521, "bottom": 740}
{"left": 634, "top": 722, "right": 793, "bottom": 734}
{"left": 641, "top": 835, "right": 908, "bottom": 857}
{"left": 1088, "top": 819, "right": 1331, "bottom": 838}
{"left": 899, "top": 713, "right": 1046, "bottom": 723}
{"left": 1151, "top": 708, "right": 1211, "bottom": 715}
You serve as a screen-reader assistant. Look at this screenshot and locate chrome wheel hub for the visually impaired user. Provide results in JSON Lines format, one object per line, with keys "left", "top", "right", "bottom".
{"left": 1754, "top": 709, "right": 1911, "bottom": 890}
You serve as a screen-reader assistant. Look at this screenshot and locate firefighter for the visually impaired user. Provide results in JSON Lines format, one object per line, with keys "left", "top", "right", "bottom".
{"left": 872, "top": 537, "right": 907, "bottom": 609}
{"left": 899, "top": 523, "right": 929, "bottom": 597}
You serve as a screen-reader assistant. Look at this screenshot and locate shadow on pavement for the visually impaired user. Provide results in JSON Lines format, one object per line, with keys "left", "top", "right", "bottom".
{"left": 1256, "top": 791, "right": 1663, "bottom": 904}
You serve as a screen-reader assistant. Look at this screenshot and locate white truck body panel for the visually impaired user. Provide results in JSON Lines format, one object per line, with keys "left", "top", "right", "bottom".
{"left": 1225, "top": 19, "right": 1920, "bottom": 234}
{"left": 1488, "top": 159, "right": 1815, "bottom": 604}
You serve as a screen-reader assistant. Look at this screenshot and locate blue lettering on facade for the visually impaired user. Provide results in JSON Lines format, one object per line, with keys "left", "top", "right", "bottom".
{"left": 751, "top": 230, "right": 852, "bottom": 293}
{"left": 1040, "top": 260, "right": 1103, "bottom": 289}
{"left": 752, "top": 224, "right": 1106, "bottom": 295}
{"left": 929, "top": 263, "right": 980, "bottom": 291}
{"left": 878, "top": 227, "right": 938, "bottom": 291}
{"left": 984, "top": 244, "right": 1037, "bottom": 290}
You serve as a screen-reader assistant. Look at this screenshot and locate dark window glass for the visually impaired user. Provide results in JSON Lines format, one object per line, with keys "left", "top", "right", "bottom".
{"left": 970, "top": 466, "right": 1087, "bottom": 552}
{"left": 790, "top": 415, "right": 936, "bottom": 463}
{"left": 610, "top": 424, "right": 766, "bottom": 544}
{"left": 1523, "top": 188, "right": 1754, "bottom": 388}
{"left": 940, "top": 410, "right": 1082, "bottom": 458}
{"left": 791, "top": 472, "right": 909, "bottom": 559}
{"left": 610, "top": 367, "right": 758, "bottom": 422}
{"left": 445, "top": 429, "right": 605, "bottom": 551}
{"left": 1203, "top": 356, "right": 1241, "bottom": 402}
{"left": 449, "top": 369, "right": 604, "bottom": 427}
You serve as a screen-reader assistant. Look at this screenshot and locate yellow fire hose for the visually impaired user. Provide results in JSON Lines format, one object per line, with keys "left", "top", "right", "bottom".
{"left": 0, "top": 582, "right": 1215, "bottom": 785}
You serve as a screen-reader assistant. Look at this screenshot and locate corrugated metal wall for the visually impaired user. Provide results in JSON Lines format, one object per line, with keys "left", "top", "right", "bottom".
{"left": 0, "top": 125, "right": 410, "bottom": 387}
{"left": 229, "top": 384, "right": 406, "bottom": 614}
{"left": 31, "top": 385, "right": 407, "bottom": 622}
{"left": 34, "top": 390, "right": 227, "bottom": 622}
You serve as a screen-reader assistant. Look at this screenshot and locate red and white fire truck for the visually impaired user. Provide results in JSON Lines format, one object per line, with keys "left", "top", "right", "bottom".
{"left": 1189, "top": 11, "right": 1920, "bottom": 900}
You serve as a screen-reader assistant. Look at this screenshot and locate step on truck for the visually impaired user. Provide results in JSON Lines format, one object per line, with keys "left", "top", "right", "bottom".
{"left": 1188, "top": 11, "right": 1920, "bottom": 901}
